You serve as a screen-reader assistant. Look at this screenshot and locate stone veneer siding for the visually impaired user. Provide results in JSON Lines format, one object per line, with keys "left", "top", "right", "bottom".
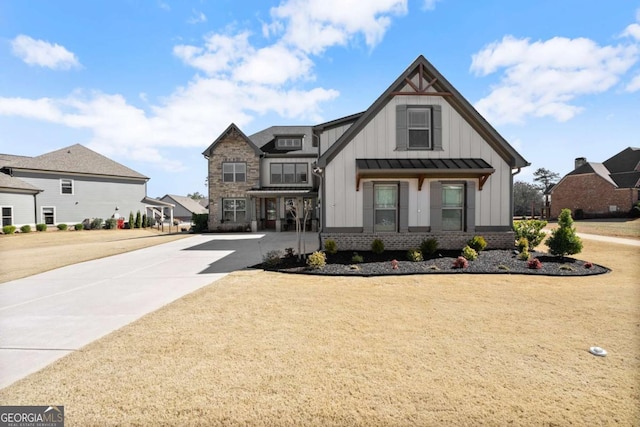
{"left": 207, "top": 128, "right": 261, "bottom": 231}
{"left": 320, "top": 232, "right": 515, "bottom": 251}
{"left": 550, "top": 174, "right": 638, "bottom": 219}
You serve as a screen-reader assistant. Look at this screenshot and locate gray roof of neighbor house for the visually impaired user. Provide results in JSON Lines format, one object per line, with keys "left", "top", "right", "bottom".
{"left": 317, "top": 55, "right": 529, "bottom": 169}
{"left": 160, "top": 194, "right": 208, "bottom": 214}
{"left": 562, "top": 147, "right": 640, "bottom": 189}
{"left": 0, "top": 172, "right": 42, "bottom": 193}
{"left": 3, "top": 144, "right": 148, "bottom": 180}
{"left": 250, "top": 126, "right": 316, "bottom": 155}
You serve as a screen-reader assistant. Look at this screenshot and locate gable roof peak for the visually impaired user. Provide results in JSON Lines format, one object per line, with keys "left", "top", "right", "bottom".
{"left": 202, "top": 123, "right": 262, "bottom": 157}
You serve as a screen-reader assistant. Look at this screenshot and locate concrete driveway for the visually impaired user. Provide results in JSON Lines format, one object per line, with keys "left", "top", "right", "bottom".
{"left": 0, "top": 232, "right": 319, "bottom": 389}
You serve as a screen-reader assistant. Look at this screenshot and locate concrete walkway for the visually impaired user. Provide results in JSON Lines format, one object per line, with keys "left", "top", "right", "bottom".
{"left": 0, "top": 232, "right": 319, "bottom": 389}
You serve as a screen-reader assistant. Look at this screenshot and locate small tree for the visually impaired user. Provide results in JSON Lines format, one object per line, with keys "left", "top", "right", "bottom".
{"left": 129, "top": 211, "right": 134, "bottom": 229}
{"left": 135, "top": 210, "right": 142, "bottom": 229}
{"left": 546, "top": 209, "right": 583, "bottom": 258}
{"left": 286, "top": 198, "right": 313, "bottom": 260}
{"left": 142, "top": 213, "right": 148, "bottom": 228}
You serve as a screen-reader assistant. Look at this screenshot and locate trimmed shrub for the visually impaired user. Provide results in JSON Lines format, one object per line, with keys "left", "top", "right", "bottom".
{"left": 142, "top": 214, "right": 148, "bottom": 228}
{"left": 584, "top": 262, "right": 593, "bottom": 269}
{"left": 36, "top": 223, "right": 47, "bottom": 232}
{"left": 528, "top": 258, "right": 542, "bottom": 269}
{"left": 129, "top": 212, "right": 135, "bottom": 229}
{"left": 3, "top": 225, "right": 17, "bottom": 234}
{"left": 105, "top": 218, "right": 118, "bottom": 229}
{"left": 57, "top": 223, "right": 68, "bottom": 231}
{"left": 262, "top": 250, "right": 283, "bottom": 267}
{"left": 461, "top": 245, "right": 478, "bottom": 261}
{"left": 91, "top": 218, "right": 104, "bottom": 230}
{"left": 371, "top": 238, "right": 385, "bottom": 254}
{"left": 420, "top": 238, "right": 439, "bottom": 256}
{"left": 324, "top": 239, "right": 338, "bottom": 255}
{"left": 513, "top": 219, "right": 547, "bottom": 249}
{"left": 452, "top": 256, "right": 468, "bottom": 269}
{"left": 192, "top": 213, "right": 208, "bottom": 233}
{"left": 517, "top": 250, "right": 531, "bottom": 261}
{"left": 516, "top": 237, "right": 529, "bottom": 253}
{"left": 546, "top": 209, "right": 583, "bottom": 257}
{"left": 74, "top": 223, "right": 84, "bottom": 231}
{"left": 351, "top": 252, "right": 364, "bottom": 263}
{"left": 307, "top": 251, "right": 327, "bottom": 269}
{"left": 406, "top": 249, "right": 423, "bottom": 262}
{"left": 284, "top": 247, "right": 295, "bottom": 258}
{"left": 20, "top": 224, "right": 32, "bottom": 233}
{"left": 630, "top": 202, "right": 640, "bottom": 218}
{"left": 467, "top": 235, "right": 487, "bottom": 252}
{"left": 135, "top": 211, "right": 142, "bottom": 229}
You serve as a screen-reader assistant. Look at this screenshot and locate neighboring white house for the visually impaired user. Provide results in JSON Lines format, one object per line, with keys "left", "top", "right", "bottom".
{"left": 0, "top": 144, "right": 170, "bottom": 228}
{"left": 204, "top": 55, "right": 529, "bottom": 249}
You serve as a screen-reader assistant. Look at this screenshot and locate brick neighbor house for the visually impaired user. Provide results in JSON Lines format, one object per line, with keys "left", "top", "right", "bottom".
{"left": 203, "top": 55, "right": 530, "bottom": 249}
{"left": 550, "top": 147, "right": 640, "bottom": 219}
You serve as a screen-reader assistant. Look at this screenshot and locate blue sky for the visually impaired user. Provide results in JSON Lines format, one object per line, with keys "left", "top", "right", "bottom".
{"left": 1, "top": 1, "right": 638, "bottom": 197}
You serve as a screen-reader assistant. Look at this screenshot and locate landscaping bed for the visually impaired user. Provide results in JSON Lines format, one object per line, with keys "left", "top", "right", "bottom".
{"left": 258, "top": 249, "right": 610, "bottom": 276}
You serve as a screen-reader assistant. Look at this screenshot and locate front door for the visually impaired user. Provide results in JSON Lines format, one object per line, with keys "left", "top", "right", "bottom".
{"left": 265, "top": 198, "right": 277, "bottom": 229}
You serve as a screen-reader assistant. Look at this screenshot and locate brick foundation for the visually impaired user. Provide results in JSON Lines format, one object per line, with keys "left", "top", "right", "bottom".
{"left": 320, "top": 232, "right": 515, "bottom": 251}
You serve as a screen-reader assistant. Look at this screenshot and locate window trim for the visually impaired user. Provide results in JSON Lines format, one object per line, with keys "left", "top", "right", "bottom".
{"left": 270, "top": 162, "right": 308, "bottom": 184}
{"left": 407, "top": 107, "right": 432, "bottom": 149}
{"left": 222, "top": 198, "right": 247, "bottom": 223}
{"left": 60, "top": 178, "right": 74, "bottom": 195}
{"left": 396, "top": 104, "right": 442, "bottom": 151}
{"left": 42, "top": 206, "right": 56, "bottom": 225}
{"left": 374, "top": 183, "right": 398, "bottom": 233}
{"left": 441, "top": 183, "right": 465, "bottom": 231}
{"left": 275, "top": 136, "right": 303, "bottom": 149}
{"left": 222, "top": 162, "right": 247, "bottom": 183}
{"left": 1, "top": 206, "right": 13, "bottom": 226}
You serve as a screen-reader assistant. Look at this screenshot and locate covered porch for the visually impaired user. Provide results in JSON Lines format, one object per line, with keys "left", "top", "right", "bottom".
{"left": 246, "top": 188, "right": 319, "bottom": 232}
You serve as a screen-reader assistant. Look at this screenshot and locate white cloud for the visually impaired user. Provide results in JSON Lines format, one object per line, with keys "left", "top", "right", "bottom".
{"left": 626, "top": 74, "right": 640, "bottom": 92}
{"left": 188, "top": 10, "right": 207, "bottom": 24}
{"left": 11, "top": 35, "right": 80, "bottom": 70}
{"left": 266, "top": 0, "right": 408, "bottom": 54}
{"left": 471, "top": 35, "right": 638, "bottom": 124}
{"left": 422, "top": 0, "right": 440, "bottom": 11}
{"left": 0, "top": 0, "right": 415, "bottom": 170}
{"left": 622, "top": 23, "right": 640, "bottom": 41}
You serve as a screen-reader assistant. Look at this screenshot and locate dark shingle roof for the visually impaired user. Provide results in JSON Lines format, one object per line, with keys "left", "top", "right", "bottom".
{"left": 5, "top": 144, "right": 148, "bottom": 179}
{"left": 356, "top": 158, "right": 493, "bottom": 171}
{"left": 603, "top": 147, "right": 640, "bottom": 174}
{"left": 249, "top": 126, "right": 316, "bottom": 155}
{"left": 567, "top": 162, "right": 617, "bottom": 186}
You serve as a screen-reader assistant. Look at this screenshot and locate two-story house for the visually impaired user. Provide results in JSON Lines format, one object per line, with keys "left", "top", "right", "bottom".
{"left": 204, "top": 55, "right": 529, "bottom": 249}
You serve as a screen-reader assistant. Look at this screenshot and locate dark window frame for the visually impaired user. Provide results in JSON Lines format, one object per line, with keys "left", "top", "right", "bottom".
{"left": 222, "top": 162, "right": 247, "bottom": 183}
{"left": 270, "top": 162, "right": 308, "bottom": 184}
{"left": 1, "top": 206, "right": 13, "bottom": 226}
{"left": 60, "top": 178, "right": 74, "bottom": 195}
{"left": 276, "top": 136, "right": 303, "bottom": 149}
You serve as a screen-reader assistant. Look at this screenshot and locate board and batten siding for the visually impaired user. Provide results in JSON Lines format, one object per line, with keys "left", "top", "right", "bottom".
{"left": 319, "top": 123, "right": 353, "bottom": 156}
{"left": 0, "top": 193, "right": 36, "bottom": 226}
{"left": 323, "top": 94, "right": 511, "bottom": 229}
{"left": 260, "top": 157, "right": 317, "bottom": 188}
{"left": 14, "top": 172, "right": 147, "bottom": 224}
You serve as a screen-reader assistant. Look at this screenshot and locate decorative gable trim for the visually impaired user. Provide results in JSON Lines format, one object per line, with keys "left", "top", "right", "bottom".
{"left": 317, "top": 55, "right": 529, "bottom": 169}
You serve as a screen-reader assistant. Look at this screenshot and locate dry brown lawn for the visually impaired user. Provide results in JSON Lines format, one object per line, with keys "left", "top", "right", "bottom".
{"left": 0, "top": 228, "right": 190, "bottom": 284}
{"left": 1, "top": 233, "right": 639, "bottom": 425}
{"left": 571, "top": 217, "right": 639, "bottom": 240}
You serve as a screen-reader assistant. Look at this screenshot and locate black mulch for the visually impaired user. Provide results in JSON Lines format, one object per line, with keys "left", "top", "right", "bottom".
{"left": 254, "top": 250, "right": 610, "bottom": 277}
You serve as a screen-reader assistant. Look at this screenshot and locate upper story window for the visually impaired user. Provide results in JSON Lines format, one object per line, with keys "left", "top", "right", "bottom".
{"left": 271, "top": 163, "right": 308, "bottom": 184}
{"left": 61, "top": 179, "right": 73, "bottom": 195}
{"left": 396, "top": 104, "right": 442, "bottom": 151}
{"left": 222, "top": 162, "right": 246, "bottom": 182}
{"left": 407, "top": 107, "right": 432, "bottom": 149}
{"left": 276, "top": 137, "right": 302, "bottom": 149}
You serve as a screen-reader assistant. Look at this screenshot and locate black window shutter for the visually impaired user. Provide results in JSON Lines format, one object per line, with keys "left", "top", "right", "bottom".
{"left": 430, "top": 181, "right": 442, "bottom": 232}
{"left": 433, "top": 105, "right": 442, "bottom": 151}
{"left": 399, "top": 182, "right": 409, "bottom": 232}
{"left": 363, "top": 182, "right": 374, "bottom": 233}
{"left": 396, "top": 105, "right": 407, "bottom": 151}
{"left": 465, "top": 181, "right": 476, "bottom": 233}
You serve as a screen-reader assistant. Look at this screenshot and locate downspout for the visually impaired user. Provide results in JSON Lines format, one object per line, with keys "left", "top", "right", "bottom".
{"left": 510, "top": 168, "right": 521, "bottom": 228}
{"left": 311, "top": 164, "right": 324, "bottom": 251}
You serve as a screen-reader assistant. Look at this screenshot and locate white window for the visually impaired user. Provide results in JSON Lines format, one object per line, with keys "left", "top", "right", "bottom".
{"left": 407, "top": 107, "right": 431, "bottom": 149}
{"left": 42, "top": 207, "right": 55, "bottom": 225}
{"left": 374, "top": 184, "right": 397, "bottom": 232}
{"left": 442, "top": 184, "right": 464, "bottom": 231}
{"left": 222, "top": 163, "right": 246, "bottom": 183}
{"left": 1, "top": 206, "right": 13, "bottom": 226}
{"left": 276, "top": 137, "right": 302, "bottom": 149}
{"left": 61, "top": 179, "right": 73, "bottom": 195}
{"left": 223, "top": 199, "right": 246, "bottom": 223}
